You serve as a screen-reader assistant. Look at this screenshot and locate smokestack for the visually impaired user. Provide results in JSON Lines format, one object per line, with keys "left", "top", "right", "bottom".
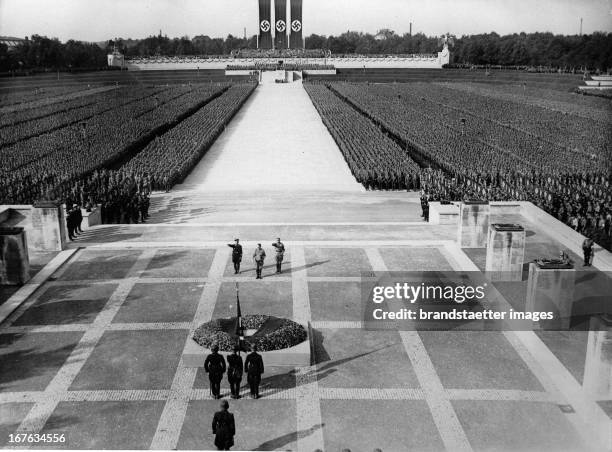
{"left": 409, "top": 22, "right": 412, "bottom": 36}
{"left": 579, "top": 17, "right": 583, "bottom": 36}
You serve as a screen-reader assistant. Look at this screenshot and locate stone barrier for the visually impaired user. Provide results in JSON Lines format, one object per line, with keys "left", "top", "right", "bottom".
{"left": 0, "top": 227, "right": 30, "bottom": 285}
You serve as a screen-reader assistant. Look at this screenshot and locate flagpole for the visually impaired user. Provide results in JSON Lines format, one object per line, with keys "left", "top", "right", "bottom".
{"left": 235, "top": 282, "right": 244, "bottom": 354}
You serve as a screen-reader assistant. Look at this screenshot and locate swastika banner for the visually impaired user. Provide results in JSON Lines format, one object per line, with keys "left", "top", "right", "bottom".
{"left": 289, "top": 0, "right": 303, "bottom": 49}
{"left": 274, "top": 0, "right": 288, "bottom": 49}
{"left": 259, "top": 0, "right": 272, "bottom": 49}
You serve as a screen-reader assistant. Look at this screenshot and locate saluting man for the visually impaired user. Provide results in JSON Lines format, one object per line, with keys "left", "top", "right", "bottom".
{"left": 227, "top": 239, "right": 243, "bottom": 274}
{"left": 271, "top": 237, "right": 285, "bottom": 274}
{"left": 253, "top": 244, "right": 266, "bottom": 279}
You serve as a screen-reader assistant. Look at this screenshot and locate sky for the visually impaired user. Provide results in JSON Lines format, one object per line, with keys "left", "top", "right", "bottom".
{"left": 0, "top": 0, "right": 611, "bottom": 42}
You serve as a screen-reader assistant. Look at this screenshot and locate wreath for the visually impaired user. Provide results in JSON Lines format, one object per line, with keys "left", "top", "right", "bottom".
{"left": 193, "top": 314, "right": 307, "bottom": 352}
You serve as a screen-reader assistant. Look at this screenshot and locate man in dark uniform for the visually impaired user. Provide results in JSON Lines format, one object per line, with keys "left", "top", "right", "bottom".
{"left": 244, "top": 344, "right": 264, "bottom": 398}
{"left": 204, "top": 344, "right": 226, "bottom": 399}
{"left": 227, "top": 239, "right": 243, "bottom": 274}
{"left": 252, "top": 244, "right": 266, "bottom": 280}
{"left": 75, "top": 205, "right": 83, "bottom": 234}
{"left": 582, "top": 237, "right": 594, "bottom": 266}
{"left": 271, "top": 237, "right": 285, "bottom": 274}
{"left": 212, "top": 400, "right": 235, "bottom": 451}
{"left": 227, "top": 345, "right": 243, "bottom": 399}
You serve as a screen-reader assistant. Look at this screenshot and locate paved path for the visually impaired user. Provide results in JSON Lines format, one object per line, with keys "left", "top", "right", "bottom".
{"left": 177, "top": 83, "right": 363, "bottom": 192}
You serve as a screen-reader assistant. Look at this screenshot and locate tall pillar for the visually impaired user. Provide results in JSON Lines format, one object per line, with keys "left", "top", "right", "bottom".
{"left": 457, "top": 201, "right": 489, "bottom": 248}
{"left": 29, "top": 201, "right": 67, "bottom": 251}
{"left": 485, "top": 224, "right": 525, "bottom": 281}
{"left": 0, "top": 227, "right": 30, "bottom": 285}
{"left": 525, "top": 260, "right": 575, "bottom": 329}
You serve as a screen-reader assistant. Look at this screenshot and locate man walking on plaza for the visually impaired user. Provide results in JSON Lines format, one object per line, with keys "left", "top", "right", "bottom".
{"left": 228, "top": 239, "right": 243, "bottom": 274}
{"left": 253, "top": 243, "right": 266, "bottom": 279}
{"left": 245, "top": 344, "right": 264, "bottom": 398}
{"left": 271, "top": 237, "right": 286, "bottom": 274}
{"left": 212, "top": 400, "right": 235, "bottom": 450}
{"left": 227, "top": 345, "right": 243, "bottom": 399}
{"left": 205, "top": 344, "right": 226, "bottom": 399}
{"left": 582, "top": 236, "right": 594, "bottom": 266}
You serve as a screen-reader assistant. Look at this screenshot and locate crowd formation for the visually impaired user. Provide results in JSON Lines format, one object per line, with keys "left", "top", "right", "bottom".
{"left": 0, "top": 83, "right": 256, "bottom": 209}
{"left": 304, "top": 83, "right": 422, "bottom": 190}
{"left": 307, "top": 81, "right": 611, "bottom": 251}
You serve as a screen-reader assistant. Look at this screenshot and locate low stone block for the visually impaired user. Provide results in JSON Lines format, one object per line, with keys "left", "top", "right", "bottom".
{"left": 457, "top": 201, "right": 490, "bottom": 248}
{"left": 29, "top": 201, "right": 66, "bottom": 251}
{"left": 0, "top": 227, "right": 30, "bottom": 285}
{"left": 428, "top": 202, "right": 459, "bottom": 225}
{"left": 526, "top": 262, "right": 575, "bottom": 329}
{"left": 485, "top": 224, "right": 525, "bottom": 281}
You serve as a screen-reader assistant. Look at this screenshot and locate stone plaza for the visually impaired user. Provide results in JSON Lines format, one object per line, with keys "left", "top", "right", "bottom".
{"left": 1, "top": 79, "right": 611, "bottom": 451}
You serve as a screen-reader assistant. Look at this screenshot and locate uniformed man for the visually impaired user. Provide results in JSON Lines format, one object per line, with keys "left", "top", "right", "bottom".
{"left": 244, "top": 344, "right": 264, "bottom": 399}
{"left": 582, "top": 237, "right": 594, "bottom": 266}
{"left": 212, "top": 400, "right": 235, "bottom": 451}
{"left": 227, "top": 239, "right": 243, "bottom": 274}
{"left": 253, "top": 244, "right": 266, "bottom": 279}
{"left": 204, "top": 344, "right": 226, "bottom": 399}
{"left": 227, "top": 345, "right": 243, "bottom": 399}
{"left": 271, "top": 237, "right": 285, "bottom": 274}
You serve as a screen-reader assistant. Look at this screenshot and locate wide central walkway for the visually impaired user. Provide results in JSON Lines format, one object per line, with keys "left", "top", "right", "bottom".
{"left": 178, "top": 82, "right": 363, "bottom": 192}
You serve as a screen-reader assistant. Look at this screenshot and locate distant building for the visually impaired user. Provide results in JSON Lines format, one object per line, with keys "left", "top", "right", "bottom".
{"left": 0, "top": 36, "right": 25, "bottom": 49}
{"left": 374, "top": 29, "right": 394, "bottom": 41}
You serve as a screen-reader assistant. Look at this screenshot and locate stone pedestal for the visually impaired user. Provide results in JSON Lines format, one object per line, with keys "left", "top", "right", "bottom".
{"left": 526, "top": 261, "right": 575, "bottom": 329}
{"left": 457, "top": 201, "right": 490, "bottom": 248}
{"left": 82, "top": 206, "right": 101, "bottom": 230}
{"left": 583, "top": 315, "right": 612, "bottom": 399}
{"left": 485, "top": 224, "right": 525, "bottom": 281}
{"left": 0, "top": 227, "right": 30, "bottom": 285}
{"left": 30, "top": 201, "right": 66, "bottom": 251}
{"left": 429, "top": 202, "right": 459, "bottom": 225}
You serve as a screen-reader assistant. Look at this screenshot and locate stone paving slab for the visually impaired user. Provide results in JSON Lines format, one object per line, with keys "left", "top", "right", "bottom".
{"left": 113, "top": 283, "right": 204, "bottom": 324}
{"left": 141, "top": 248, "right": 216, "bottom": 278}
{"left": 57, "top": 250, "right": 142, "bottom": 281}
{"left": 177, "top": 399, "right": 297, "bottom": 451}
{"left": 69, "top": 330, "right": 187, "bottom": 391}
{"left": 213, "top": 281, "right": 293, "bottom": 319}
{"left": 452, "top": 400, "right": 589, "bottom": 452}
{"left": 304, "top": 247, "right": 373, "bottom": 277}
{"left": 0, "top": 332, "right": 83, "bottom": 393}
{"left": 39, "top": 400, "right": 164, "bottom": 449}
{"left": 0, "top": 402, "right": 34, "bottom": 447}
{"left": 320, "top": 399, "right": 444, "bottom": 451}
{"left": 419, "top": 331, "right": 544, "bottom": 391}
{"left": 13, "top": 285, "right": 117, "bottom": 326}
{"left": 308, "top": 281, "right": 363, "bottom": 322}
{"left": 379, "top": 246, "right": 454, "bottom": 272}
{"left": 314, "top": 328, "right": 420, "bottom": 389}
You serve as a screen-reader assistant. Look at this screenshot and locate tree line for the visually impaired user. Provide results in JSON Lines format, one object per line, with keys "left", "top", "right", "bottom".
{"left": 1, "top": 30, "right": 610, "bottom": 72}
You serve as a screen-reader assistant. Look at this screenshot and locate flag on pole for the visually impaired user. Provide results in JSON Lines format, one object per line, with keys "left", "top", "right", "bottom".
{"left": 235, "top": 283, "right": 244, "bottom": 350}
